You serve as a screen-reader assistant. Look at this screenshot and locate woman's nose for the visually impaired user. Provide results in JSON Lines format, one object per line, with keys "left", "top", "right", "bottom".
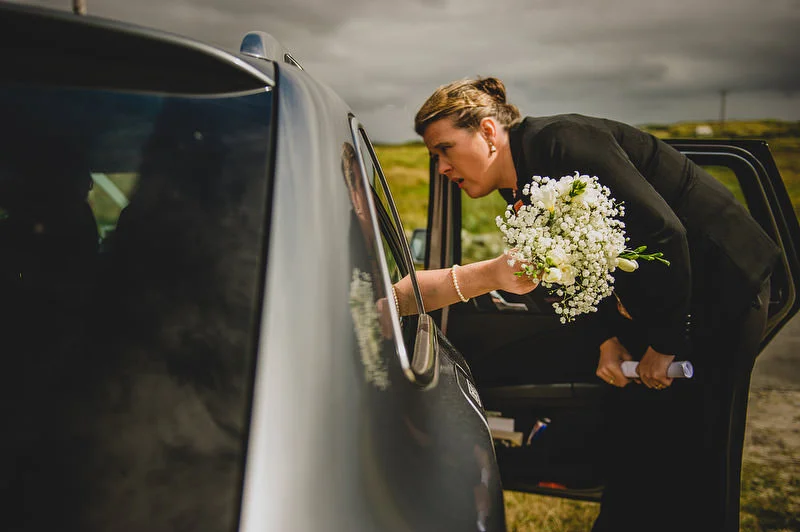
{"left": 438, "top": 157, "right": 452, "bottom": 176}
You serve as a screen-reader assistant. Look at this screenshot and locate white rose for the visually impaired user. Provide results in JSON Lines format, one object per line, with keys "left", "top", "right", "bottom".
{"left": 616, "top": 257, "right": 639, "bottom": 272}
{"left": 543, "top": 267, "right": 563, "bottom": 284}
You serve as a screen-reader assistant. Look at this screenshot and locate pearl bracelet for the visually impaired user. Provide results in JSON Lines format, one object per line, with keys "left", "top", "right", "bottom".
{"left": 450, "top": 264, "right": 469, "bottom": 303}
{"left": 391, "top": 284, "right": 401, "bottom": 316}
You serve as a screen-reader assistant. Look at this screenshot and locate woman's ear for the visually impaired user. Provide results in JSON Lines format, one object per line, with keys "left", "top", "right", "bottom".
{"left": 479, "top": 117, "right": 498, "bottom": 144}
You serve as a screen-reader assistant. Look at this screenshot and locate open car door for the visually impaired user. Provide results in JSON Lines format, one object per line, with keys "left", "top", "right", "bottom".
{"left": 424, "top": 139, "right": 800, "bottom": 513}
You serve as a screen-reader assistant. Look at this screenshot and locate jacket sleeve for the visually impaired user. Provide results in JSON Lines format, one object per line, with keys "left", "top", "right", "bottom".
{"left": 528, "top": 121, "right": 692, "bottom": 357}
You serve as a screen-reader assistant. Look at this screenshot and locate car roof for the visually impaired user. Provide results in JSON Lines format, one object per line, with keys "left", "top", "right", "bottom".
{"left": 0, "top": 2, "right": 275, "bottom": 94}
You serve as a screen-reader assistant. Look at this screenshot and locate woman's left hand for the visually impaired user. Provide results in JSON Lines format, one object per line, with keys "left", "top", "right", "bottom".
{"left": 637, "top": 347, "right": 675, "bottom": 390}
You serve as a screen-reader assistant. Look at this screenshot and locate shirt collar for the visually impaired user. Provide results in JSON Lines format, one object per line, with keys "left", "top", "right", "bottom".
{"left": 499, "top": 117, "right": 532, "bottom": 206}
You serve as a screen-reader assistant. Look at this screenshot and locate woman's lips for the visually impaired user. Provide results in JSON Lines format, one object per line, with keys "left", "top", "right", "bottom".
{"left": 455, "top": 178, "right": 464, "bottom": 188}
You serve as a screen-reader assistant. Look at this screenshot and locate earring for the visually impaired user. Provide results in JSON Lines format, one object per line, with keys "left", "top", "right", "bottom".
{"left": 489, "top": 143, "right": 496, "bottom": 155}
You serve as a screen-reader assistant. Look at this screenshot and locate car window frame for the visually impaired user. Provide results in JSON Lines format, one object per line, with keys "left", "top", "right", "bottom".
{"left": 677, "top": 148, "right": 796, "bottom": 340}
{"left": 350, "top": 117, "right": 438, "bottom": 387}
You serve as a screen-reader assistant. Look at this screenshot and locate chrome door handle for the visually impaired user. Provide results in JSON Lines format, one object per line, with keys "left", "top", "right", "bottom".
{"left": 489, "top": 290, "right": 528, "bottom": 312}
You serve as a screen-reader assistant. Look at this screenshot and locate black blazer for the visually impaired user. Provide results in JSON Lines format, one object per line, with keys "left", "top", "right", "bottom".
{"left": 502, "top": 115, "right": 780, "bottom": 357}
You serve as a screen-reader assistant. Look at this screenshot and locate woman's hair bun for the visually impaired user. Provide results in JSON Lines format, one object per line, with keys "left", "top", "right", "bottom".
{"left": 476, "top": 77, "right": 506, "bottom": 104}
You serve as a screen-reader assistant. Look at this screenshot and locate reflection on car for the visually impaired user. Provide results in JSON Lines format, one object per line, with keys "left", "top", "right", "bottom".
{"left": 0, "top": 4, "right": 502, "bottom": 531}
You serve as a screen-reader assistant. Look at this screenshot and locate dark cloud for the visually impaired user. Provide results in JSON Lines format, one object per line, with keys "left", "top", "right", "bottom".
{"left": 11, "top": 0, "right": 800, "bottom": 142}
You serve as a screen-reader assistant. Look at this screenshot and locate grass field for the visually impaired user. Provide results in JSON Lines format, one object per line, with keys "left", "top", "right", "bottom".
{"left": 375, "top": 119, "right": 800, "bottom": 531}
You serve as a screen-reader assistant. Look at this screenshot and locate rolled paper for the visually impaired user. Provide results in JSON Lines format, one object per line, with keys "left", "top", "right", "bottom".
{"left": 620, "top": 360, "right": 694, "bottom": 379}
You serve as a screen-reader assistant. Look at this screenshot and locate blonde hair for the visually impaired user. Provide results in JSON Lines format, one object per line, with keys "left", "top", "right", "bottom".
{"left": 414, "top": 76, "right": 521, "bottom": 136}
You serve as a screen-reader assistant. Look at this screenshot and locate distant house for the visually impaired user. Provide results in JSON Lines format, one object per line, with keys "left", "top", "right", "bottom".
{"left": 695, "top": 124, "right": 714, "bottom": 136}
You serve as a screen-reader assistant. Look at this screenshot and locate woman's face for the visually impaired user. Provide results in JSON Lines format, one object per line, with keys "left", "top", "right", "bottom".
{"left": 422, "top": 118, "right": 497, "bottom": 198}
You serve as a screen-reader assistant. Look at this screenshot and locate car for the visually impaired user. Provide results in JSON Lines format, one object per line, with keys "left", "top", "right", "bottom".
{"left": 0, "top": 3, "right": 503, "bottom": 531}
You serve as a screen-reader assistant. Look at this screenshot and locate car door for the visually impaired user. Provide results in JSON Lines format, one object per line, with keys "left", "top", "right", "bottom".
{"left": 423, "top": 139, "right": 800, "bottom": 504}
{"left": 349, "top": 120, "right": 507, "bottom": 531}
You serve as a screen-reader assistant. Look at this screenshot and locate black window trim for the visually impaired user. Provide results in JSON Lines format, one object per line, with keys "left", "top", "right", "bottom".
{"left": 349, "top": 116, "right": 439, "bottom": 387}
{"left": 680, "top": 148, "right": 796, "bottom": 340}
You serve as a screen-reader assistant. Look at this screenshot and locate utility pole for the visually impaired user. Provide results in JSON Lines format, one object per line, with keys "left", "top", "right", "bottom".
{"left": 719, "top": 89, "right": 728, "bottom": 135}
{"left": 73, "top": 0, "right": 87, "bottom": 15}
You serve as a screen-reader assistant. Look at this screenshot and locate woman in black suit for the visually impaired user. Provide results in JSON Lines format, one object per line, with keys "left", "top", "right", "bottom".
{"left": 398, "top": 76, "right": 779, "bottom": 531}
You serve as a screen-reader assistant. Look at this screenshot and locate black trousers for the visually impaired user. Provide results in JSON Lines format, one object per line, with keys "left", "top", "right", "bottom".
{"left": 592, "top": 279, "right": 770, "bottom": 532}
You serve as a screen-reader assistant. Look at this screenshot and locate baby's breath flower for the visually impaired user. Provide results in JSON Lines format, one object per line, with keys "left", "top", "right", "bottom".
{"left": 496, "top": 171, "right": 665, "bottom": 322}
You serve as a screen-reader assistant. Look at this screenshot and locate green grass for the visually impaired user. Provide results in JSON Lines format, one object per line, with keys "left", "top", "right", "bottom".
{"left": 501, "top": 456, "right": 800, "bottom": 532}
{"left": 740, "top": 459, "right": 800, "bottom": 531}
{"left": 373, "top": 144, "right": 430, "bottom": 233}
{"left": 503, "top": 491, "right": 599, "bottom": 531}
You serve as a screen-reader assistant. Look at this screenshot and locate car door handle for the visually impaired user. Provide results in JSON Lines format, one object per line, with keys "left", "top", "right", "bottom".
{"left": 489, "top": 290, "right": 528, "bottom": 312}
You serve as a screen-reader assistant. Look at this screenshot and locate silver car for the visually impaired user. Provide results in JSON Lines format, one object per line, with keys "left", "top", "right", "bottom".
{"left": 0, "top": 3, "right": 502, "bottom": 531}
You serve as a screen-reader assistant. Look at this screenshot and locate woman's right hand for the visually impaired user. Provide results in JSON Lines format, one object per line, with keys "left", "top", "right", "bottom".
{"left": 490, "top": 252, "right": 540, "bottom": 295}
{"left": 596, "top": 336, "right": 633, "bottom": 387}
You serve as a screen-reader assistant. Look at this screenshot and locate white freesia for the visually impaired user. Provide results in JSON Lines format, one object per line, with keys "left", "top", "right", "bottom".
{"left": 574, "top": 186, "right": 599, "bottom": 207}
{"left": 542, "top": 267, "right": 563, "bottom": 283}
{"left": 616, "top": 257, "right": 639, "bottom": 272}
{"left": 537, "top": 187, "right": 557, "bottom": 211}
{"left": 496, "top": 172, "right": 668, "bottom": 323}
{"left": 546, "top": 247, "right": 570, "bottom": 267}
{"left": 559, "top": 264, "right": 577, "bottom": 286}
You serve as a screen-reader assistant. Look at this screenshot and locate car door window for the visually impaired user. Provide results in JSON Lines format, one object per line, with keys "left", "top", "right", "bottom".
{"left": 351, "top": 122, "right": 430, "bottom": 379}
{"left": 703, "top": 165, "right": 748, "bottom": 208}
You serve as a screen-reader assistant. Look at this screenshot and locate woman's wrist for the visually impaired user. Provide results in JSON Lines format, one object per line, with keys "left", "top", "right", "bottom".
{"left": 450, "top": 264, "right": 470, "bottom": 303}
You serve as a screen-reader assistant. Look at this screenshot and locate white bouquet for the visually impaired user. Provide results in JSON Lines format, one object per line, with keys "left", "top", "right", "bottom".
{"left": 496, "top": 172, "right": 669, "bottom": 323}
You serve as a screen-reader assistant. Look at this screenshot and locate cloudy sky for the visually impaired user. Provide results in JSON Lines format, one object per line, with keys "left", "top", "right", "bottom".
{"left": 14, "top": 0, "right": 800, "bottom": 143}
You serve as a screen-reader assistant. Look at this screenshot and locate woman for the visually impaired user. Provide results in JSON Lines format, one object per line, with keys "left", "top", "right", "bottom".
{"left": 397, "top": 76, "right": 779, "bottom": 531}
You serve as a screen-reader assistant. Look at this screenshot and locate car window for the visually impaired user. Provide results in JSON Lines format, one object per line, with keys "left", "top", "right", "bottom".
{"left": 352, "top": 124, "right": 422, "bottom": 368}
{"left": 702, "top": 165, "right": 748, "bottom": 208}
{"left": 355, "top": 141, "right": 404, "bottom": 281}
{"left": 0, "top": 84, "right": 273, "bottom": 531}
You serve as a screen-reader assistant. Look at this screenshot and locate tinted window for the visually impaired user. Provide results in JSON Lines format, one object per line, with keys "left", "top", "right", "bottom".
{"left": 0, "top": 85, "right": 273, "bottom": 529}
{"left": 352, "top": 126, "right": 421, "bottom": 364}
